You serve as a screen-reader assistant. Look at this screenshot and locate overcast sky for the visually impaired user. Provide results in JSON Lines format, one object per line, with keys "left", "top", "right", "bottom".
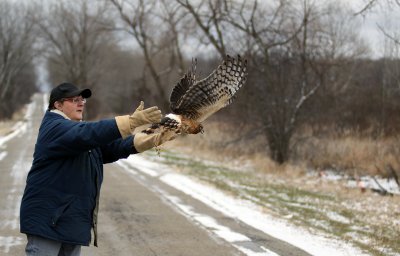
{"left": 344, "top": 0, "right": 400, "bottom": 58}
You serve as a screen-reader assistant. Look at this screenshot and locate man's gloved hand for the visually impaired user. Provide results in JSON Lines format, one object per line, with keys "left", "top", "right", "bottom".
{"left": 115, "top": 101, "right": 162, "bottom": 138}
{"left": 133, "top": 129, "right": 178, "bottom": 152}
{"left": 130, "top": 101, "right": 162, "bottom": 127}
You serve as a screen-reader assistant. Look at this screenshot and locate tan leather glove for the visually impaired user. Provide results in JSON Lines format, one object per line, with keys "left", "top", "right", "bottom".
{"left": 115, "top": 101, "right": 162, "bottom": 138}
{"left": 133, "top": 130, "right": 178, "bottom": 152}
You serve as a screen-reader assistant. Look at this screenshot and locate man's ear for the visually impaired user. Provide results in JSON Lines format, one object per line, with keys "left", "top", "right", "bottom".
{"left": 55, "top": 101, "right": 62, "bottom": 111}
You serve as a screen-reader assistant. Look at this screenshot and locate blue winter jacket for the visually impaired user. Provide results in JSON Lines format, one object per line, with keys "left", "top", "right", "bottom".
{"left": 20, "top": 111, "right": 137, "bottom": 246}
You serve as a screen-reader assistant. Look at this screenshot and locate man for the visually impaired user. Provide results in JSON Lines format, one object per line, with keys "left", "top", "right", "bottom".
{"left": 20, "top": 82, "right": 176, "bottom": 255}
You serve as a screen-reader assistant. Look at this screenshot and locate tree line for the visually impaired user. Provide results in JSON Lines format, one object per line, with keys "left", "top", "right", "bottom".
{"left": 1, "top": 0, "right": 399, "bottom": 164}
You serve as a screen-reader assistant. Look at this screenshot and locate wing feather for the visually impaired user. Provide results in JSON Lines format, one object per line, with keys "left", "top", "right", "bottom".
{"left": 170, "top": 55, "right": 247, "bottom": 122}
{"left": 169, "top": 59, "right": 198, "bottom": 116}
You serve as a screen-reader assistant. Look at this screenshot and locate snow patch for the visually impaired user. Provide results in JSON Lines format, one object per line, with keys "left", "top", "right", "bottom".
{"left": 0, "top": 152, "right": 7, "bottom": 161}
{"left": 0, "top": 236, "right": 24, "bottom": 254}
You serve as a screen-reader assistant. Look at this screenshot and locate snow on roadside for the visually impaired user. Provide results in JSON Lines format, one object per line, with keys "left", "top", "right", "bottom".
{"left": 0, "top": 121, "right": 27, "bottom": 148}
{"left": 121, "top": 154, "right": 369, "bottom": 256}
{"left": 0, "top": 99, "right": 36, "bottom": 149}
{"left": 313, "top": 170, "right": 400, "bottom": 195}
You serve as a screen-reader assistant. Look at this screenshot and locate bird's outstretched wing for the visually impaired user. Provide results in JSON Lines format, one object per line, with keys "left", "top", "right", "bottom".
{"left": 169, "top": 59, "right": 197, "bottom": 116}
{"left": 170, "top": 55, "right": 247, "bottom": 122}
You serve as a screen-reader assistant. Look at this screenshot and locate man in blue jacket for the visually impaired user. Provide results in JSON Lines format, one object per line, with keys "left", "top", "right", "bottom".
{"left": 20, "top": 82, "right": 176, "bottom": 256}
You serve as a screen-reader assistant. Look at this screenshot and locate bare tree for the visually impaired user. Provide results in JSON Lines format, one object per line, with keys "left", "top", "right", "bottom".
{"left": 38, "top": 0, "right": 113, "bottom": 86}
{"left": 110, "top": 0, "right": 183, "bottom": 111}
{"left": 375, "top": 29, "right": 400, "bottom": 135}
{"left": 173, "top": 0, "right": 306, "bottom": 163}
{"left": 34, "top": 0, "right": 114, "bottom": 118}
{"left": 355, "top": 0, "right": 400, "bottom": 49}
{"left": 212, "top": 0, "right": 302, "bottom": 163}
{"left": 95, "top": 45, "right": 149, "bottom": 116}
{"left": 0, "top": 1, "right": 39, "bottom": 119}
{"left": 176, "top": 0, "right": 231, "bottom": 58}
{"left": 354, "top": 0, "right": 400, "bottom": 136}
{"left": 224, "top": 0, "right": 366, "bottom": 163}
{"left": 158, "top": 0, "right": 188, "bottom": 76}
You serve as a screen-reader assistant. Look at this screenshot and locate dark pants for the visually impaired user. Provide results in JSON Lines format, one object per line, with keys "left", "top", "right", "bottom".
{"left": 25, "top": 235, "right": 81, "bottom": 256}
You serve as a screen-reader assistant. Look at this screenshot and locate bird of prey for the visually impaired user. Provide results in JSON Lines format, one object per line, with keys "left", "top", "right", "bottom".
{"left": 145, "top": 54, "right": 247, "bottom": 135}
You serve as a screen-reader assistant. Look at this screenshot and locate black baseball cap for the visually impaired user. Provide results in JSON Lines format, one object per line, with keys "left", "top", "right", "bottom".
{"left": 48, "top": 82, "right": 92, "bottom": 109}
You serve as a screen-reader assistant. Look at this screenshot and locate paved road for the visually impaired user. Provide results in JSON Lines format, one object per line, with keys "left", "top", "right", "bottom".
{"left": 0, "top": 94, "right": 311, "bottom": 256}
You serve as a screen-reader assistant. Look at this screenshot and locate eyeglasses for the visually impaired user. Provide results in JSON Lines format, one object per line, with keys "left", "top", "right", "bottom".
{"left": 61, "top": 97, "right": 87, "bottom": 104}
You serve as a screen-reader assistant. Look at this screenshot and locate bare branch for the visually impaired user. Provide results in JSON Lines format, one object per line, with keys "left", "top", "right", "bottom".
{"left": 176, "top": 0, "right": 227, "bottom": 57}
{"left": 377, "top": 23, "right": 400, "bottom": 45}
{"left": 354, "top": 0, "right": 378, "bottom": 16}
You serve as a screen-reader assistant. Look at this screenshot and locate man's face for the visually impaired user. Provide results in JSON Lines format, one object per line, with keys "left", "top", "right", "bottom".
{"left": 57, "top": 96, "right": 86, "bottom": 121}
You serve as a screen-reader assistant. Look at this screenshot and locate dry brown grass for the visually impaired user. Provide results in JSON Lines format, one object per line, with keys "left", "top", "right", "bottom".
{"left": 293, "top": 134, "right": 400, "bottom": 177}
{"left": 169, "top": 120, "right": 400, "bottom": 178}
